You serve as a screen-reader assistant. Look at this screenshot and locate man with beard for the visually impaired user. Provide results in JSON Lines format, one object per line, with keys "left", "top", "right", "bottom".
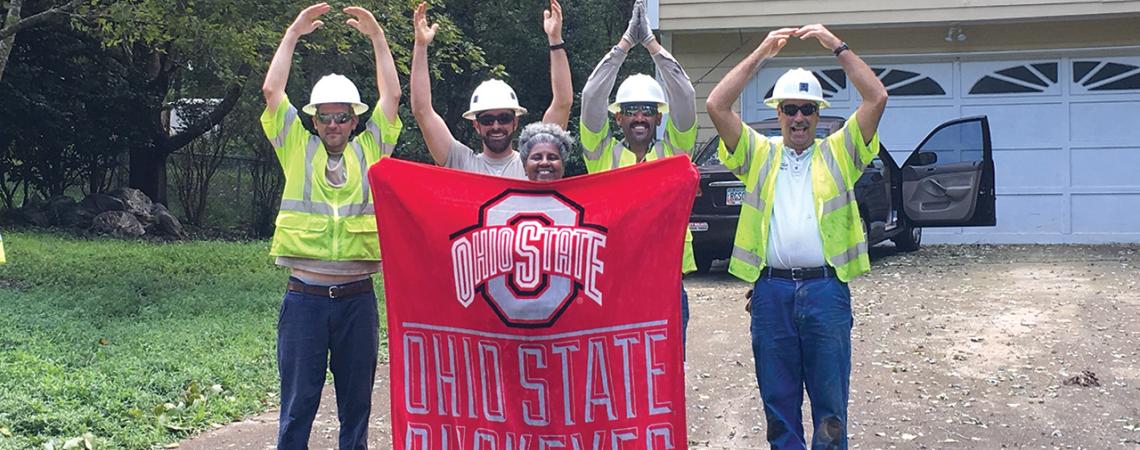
{"left": 410, "top": 0, "right": 571, "bottom": 179}
{"left": 579, "top": 0, "right": 698, "bottom": 352}
{"left": 261, "top": 3, "right": 402, "bottom": 448}
{"left": 705, "top": 24, "right": 887, "bottom": 449}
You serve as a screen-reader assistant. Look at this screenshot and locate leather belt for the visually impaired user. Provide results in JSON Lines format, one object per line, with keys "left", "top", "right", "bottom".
{"left": 761, "top": 266, "right": 834, "bottom": 281}
{"left": 287, "top": 278, "right": 373, "bottom": 299}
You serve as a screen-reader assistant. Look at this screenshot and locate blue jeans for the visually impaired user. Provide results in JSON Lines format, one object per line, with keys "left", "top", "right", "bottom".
{"left": 749, "top": 273, "right": 852, "bottom": 450}
{"left": 277, "top": 279, "right": 379, "bottom": 450}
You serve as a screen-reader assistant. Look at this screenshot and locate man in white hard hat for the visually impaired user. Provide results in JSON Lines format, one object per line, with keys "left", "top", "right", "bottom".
{"left": 706, "top": 24, "right": 887, "bottom": 449}
{"left": 579, "top": 0, "right": 699, "bottom": 353}
{"left": 260, "top": 3, "right": 402, "bottom": 448}
{"left": 410, "top": 1, "right": 571, "bottom": 179}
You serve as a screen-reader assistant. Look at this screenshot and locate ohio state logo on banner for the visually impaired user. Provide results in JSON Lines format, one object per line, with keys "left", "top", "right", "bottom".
{"left": 449, "top": 190, "right": 608, "bottom": 328}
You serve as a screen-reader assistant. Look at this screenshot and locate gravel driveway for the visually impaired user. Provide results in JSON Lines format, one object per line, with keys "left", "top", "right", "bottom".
{"left": 182, "top": 244, "right": 1140, "bottom": 449}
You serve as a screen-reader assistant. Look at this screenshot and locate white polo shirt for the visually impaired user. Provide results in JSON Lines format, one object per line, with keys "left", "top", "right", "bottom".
{"left": 765, "top": 142, "right": 827, "bottom": 270}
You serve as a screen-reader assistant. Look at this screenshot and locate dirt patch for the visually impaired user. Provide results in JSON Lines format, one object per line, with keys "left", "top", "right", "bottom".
{"left": 181, "top": 245, "right": 1140, "bottom": 448}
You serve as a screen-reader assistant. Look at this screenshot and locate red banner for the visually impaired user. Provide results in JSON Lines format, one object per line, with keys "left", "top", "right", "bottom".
{"left": 369, "top": 156, "right": 697, "bottom": 450}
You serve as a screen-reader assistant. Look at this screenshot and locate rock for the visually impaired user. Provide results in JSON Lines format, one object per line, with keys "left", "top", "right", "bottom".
{"left": 1062, "top": 370, "right": 1100, "bottom": 387}
{"left": 44, "top": 196, "right": 87, "bottom": 228}
{"left": 91, "top": 211, "right": 146, "bottom": 237}
{"left": 110, "top": 188, "right": 154, "bottom": 225}
{"left": 79, "top": 193, "right": 126, "bottom": 214}
{"left": 16, "top": 199, "right": 50, "bottom": 227}
{"left": 149, "top": 203, "right": 186, "bottom": 239}
{"left": 19, "top": 209, "right": 51, "bottom": 227}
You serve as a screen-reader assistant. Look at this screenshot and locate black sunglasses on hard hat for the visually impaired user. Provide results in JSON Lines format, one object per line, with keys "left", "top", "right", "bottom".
{"left": 315, "top": 112, "right": 353, "bottom": 125}
{"left": 779, "top": 103, "right": 818, "bottom": 117}
{"left": 476, "top": 112, "right": 515, "bottom": 126}
{"left": 620, "top": 103, "right": 659, "bottom": 116}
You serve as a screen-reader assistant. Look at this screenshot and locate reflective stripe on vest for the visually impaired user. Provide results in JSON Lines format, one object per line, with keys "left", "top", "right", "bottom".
{"left": 728, "top": 130, "right": 756, "bottom": 179}
{"left": 278, "top": 137, "right": 374, "bottom": 217}
{"left": 367, "top": 120, "right": 397, "bottom": 156}
{"left": 271, "top": 108, "right": 299, "bottom": 149}
{"left": 730, "top": 131, "right": 776, "bottom": 268}
{"left": 816, "top": 140, "right": 868, "bottom": 269}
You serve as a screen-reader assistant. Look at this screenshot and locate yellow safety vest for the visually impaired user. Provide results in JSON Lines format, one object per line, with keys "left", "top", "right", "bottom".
{"left": 261, "top": 97, "right": 401, "bottom": 261}
{"left": 581, "top": 118, "right": 699, "bottom": 274}
{"left": 0, "top": 232, "right": 6, "bottom": 264}
{"left": 718, "top": 114, "right": 879, "bottom": 283}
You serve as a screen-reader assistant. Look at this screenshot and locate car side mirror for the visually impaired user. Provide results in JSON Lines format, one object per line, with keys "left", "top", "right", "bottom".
{"left": 916, "top": 151, "right": 938, "bottom": 165}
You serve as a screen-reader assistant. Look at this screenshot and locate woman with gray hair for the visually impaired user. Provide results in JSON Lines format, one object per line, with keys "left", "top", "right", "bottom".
{"left": 518, "top": 122, "right": 575, "bottom": 181}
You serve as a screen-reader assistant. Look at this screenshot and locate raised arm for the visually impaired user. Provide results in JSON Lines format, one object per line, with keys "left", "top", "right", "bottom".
{"left": 263, "top": 3, "right": 331, "bottom": 113}
{"left": 646, "top": 40, "right": 697, "bottom": 134}
{"left": 581, "top": 40, "right": 632, "bottom": 134}
{"left": 410, "top": 2, "right": 455, "bottom": 165}
{"left": 345, "top": 6, "right": 400, "bottom": 122}
{"left": 797, "top": 24, "right": 887, "bottom": 143}
{"left": 541, "top": 0, "right": 571, "bottom": 129}
{"left": 706, "top": 28, "right": 796, "bottom": 151}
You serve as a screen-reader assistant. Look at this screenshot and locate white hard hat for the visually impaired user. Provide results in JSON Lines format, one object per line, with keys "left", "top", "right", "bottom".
{"left": 463, "top": 79, "right": 527, "bottom": 119}
{"left": 608, "top": 74, "right": 669, "bottom": 114}
{"left": 303, "top": 74, "right": 369, "bottom": 116}
{"left": 764, "top": 68, "right": 830, "bottom": 109}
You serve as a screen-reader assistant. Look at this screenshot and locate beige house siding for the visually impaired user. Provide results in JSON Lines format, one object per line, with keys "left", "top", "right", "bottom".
{"left": 660, "top": 0, "right": 1140, "bottom": 31}
{"left": 667, "top": 17, "right": 1140, "bottom": 143}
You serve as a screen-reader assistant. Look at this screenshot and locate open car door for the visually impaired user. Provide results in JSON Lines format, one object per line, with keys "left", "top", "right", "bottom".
{"left": 901, "top": 116, "right": 996, "bottom": 227}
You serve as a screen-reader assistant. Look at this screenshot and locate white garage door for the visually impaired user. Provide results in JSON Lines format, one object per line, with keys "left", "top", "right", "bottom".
{"left": 741, "top": 52, "right": 1140, "bottom": 244}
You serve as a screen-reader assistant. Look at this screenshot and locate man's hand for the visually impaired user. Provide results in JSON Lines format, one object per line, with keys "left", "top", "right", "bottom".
{"left": 622, "top": 0, "right": 651, "bottom": 46}
{"left": 795, "top": 24, "right": 843, "bottom": 53}
{"left": 543, "top": 0, "right": 563, "bottom": 45}
{"left": 633, "top": 0, "right": 655, "bottom": 46}
{"left": 344, "top": 6, "right": 383, "bottom": 39}
{"left": 288, "top": 3, "right": 331, "bottom": 37}
{"left": 413, "top": 2, "right": 438, "bottom": 47}
{"left": 757, "top": 27, "right": 797, "bottom": 60}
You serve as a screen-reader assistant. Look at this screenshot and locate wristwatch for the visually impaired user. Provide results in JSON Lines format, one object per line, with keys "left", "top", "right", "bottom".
{"left": 833, "top": 42, "right": 850, "bottom": 57}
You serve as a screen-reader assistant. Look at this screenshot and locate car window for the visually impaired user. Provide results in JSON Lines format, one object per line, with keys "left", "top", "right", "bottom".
{"left": 694, "top": 138, "right": 723, "bottom": 167}
{"left": 910, "top": 119, "right": 984, "bottom": 165}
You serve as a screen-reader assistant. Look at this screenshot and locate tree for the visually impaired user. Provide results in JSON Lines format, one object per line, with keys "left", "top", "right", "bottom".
{"left": 0, "top": 17, "right": 141, "bottom": 202}
{"left": 0, "top": 0, "right": 82, "bottom": 81}
{"left": 169, "top": 100, "right": 231, "bottom": 226}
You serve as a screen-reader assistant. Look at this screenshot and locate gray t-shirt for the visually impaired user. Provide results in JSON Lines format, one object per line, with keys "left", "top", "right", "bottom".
{"left": 445, "top": 139, "right": 526, "bottom": 179}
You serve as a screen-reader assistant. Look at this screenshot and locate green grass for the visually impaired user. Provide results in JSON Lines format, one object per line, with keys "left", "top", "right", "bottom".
{"left": 0, "top": 230, "right": 386, "bottom": 449}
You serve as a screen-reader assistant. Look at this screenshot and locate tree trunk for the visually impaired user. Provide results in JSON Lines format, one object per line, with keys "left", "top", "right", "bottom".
{"left": 0, "top": 0, "right": 23, "bottom": 81}
{"left": 129, "top": 146, "right": 168, "bottom": 205}
{"left": 125, "top": 69, "right": 247, "bottom": 204}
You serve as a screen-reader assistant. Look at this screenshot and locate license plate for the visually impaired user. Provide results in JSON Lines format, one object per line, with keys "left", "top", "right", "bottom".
{"left": 689, "top": 222, "right": 709, "bottom": 232}
{"left": 726, "top": 187, "right": 745, "bottom": 206}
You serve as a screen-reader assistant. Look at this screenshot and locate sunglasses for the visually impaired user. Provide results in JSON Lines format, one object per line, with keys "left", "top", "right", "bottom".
{"left": 779, "top": 103, "right": 819, "bottom": 117}
{"left": 315, "top": 112, "right": 353, "bottom": 125}
{"left": 620, "top": 104, "right": 659, "bottom": 116}
{"left": 476, "top": 113, "right": 515, "bottom": 126}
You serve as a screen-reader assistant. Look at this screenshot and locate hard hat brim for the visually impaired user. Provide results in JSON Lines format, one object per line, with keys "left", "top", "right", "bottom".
{"left": 764, "top": 96, "right": 830, "bottom": 109}
{"left": 608, "top": 101, "right": 670, "bottom": 115}
{"left": 461, "top": 106, "right": 528, "bottom": 120}
{"left": 302, "top": 102, "right": 370, "bottom": 116}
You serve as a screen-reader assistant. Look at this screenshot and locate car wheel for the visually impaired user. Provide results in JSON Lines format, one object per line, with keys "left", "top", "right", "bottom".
{"left": 893, "top": 222, "right": 922, "bottom": 252}
{"left": 694, "top": 254, "right": 714, "bottom": 274}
